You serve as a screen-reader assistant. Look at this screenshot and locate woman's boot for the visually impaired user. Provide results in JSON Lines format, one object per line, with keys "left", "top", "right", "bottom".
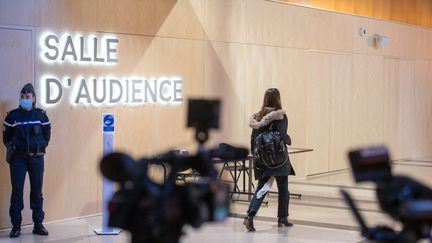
{"left": 243, "top": 216, "right": 256, "bottom": 231}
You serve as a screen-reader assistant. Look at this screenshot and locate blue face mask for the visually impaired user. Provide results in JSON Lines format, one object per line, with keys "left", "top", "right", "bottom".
{"left": 20, "top": 99, "right": 33, "bottom": 111}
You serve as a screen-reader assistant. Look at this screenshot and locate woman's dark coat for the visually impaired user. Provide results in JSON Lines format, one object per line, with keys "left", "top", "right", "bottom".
{"left": 250, "top": 109, "right": 295, "bottom": 180}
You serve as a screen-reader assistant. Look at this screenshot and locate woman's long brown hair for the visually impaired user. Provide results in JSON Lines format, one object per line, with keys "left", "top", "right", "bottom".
{"left": 257, "top": 88, "right": 282, "bottom": 121}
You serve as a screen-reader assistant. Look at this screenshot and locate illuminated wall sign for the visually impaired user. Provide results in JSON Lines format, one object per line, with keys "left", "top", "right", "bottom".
{"left": 41, "top": 76, "right": 183, "bottom": 107}
{"left": 39, "top": 32, "right": 183, "bottom": 107}
{"left": 40, "top": 32, "right": 119, "bottom": 65}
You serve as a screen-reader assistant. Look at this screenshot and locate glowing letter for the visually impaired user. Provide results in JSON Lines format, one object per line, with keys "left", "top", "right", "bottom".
{"left": 74, "top": 79, "right": 91, "bottom": 104}
{"left": 93, "top": 79, "right": 106, "bottom": 103}
{"left": 61, "top": 36, "right": 78, "bottom": 61}
{"left": 173, "top": 80, "right": 183, "bottom": 102}
{"left": 131, "top": 80, "right": 142, "bottom": 103}
{"left": 106, "top": 38, "right": 118, "bottom": 63}
{"left": 144, "top": 80, "right": 157, "bottom": 102}
{"left": 159, "top": 80, "right": 172, "bottom": 102}
{"left": 109, "top": 79, "right": 123, "bottom": 103}
{"left": 79, "top": 36, "right": 91, "bottom": 62}
{"left": 45, "top": 78, "right": 63, "bottom": 104}
{"left": 93, "top": 37, "right": 104, "bottom": 62}
{"left": 44, "top": 35, "right": 59, "bottom": 61}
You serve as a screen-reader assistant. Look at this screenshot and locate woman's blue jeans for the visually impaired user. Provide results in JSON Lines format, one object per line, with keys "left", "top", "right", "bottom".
{"left": 247, "top": 176, "right": 290, "bottom": 218}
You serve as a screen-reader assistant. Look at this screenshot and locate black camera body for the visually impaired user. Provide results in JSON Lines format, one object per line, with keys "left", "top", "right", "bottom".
{"left": 100, "top": 99, "right": 248, "bottom": 243}
{"left": 102, "top": 151, "right": 235, "bottom": 243}
{"left": 346, "top": 146, "right": 432, "bottom": 242}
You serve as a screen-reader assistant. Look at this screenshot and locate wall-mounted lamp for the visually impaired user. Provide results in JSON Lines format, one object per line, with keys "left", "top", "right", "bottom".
{"left": 358, "top": 27, "right": 366, "bottom": 37}
{"left": 372, "top": 34, "right": 389, "bottom": 49}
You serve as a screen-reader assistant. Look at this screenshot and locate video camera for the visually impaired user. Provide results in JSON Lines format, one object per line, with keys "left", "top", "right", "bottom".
{"left": 342, "top": 146, "right": 432, "bottom": 242}
{"left": 99, "top": 99, "right": 248, "bottom": 243}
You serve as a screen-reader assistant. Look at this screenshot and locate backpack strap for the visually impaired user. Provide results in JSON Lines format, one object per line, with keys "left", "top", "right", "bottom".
{"left": 268, "top": 121, "right": 276, "bottom": 132}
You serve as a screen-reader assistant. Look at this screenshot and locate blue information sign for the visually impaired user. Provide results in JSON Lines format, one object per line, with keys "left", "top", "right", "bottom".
{"left": 103, "top": 114, "right": 115, "bottom": 133}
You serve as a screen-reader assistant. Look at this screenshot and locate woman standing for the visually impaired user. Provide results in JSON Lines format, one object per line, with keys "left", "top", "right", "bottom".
{"left": 243, "top": 88, "right": 295, "bottom": 231}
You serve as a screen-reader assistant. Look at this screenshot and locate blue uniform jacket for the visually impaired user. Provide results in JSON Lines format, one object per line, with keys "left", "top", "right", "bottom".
{"left": 3, "top": 107, "right": 51, "bottom": 154}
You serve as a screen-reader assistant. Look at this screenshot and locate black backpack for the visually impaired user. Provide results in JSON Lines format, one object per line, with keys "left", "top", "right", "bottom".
{"left": 253, "top": 125, "right": 288, "bottom": 169}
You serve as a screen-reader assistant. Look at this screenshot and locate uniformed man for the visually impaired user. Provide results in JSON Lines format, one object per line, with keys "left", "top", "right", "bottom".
{"left": 3, "top": 83, "right": 51, "bottom": 238}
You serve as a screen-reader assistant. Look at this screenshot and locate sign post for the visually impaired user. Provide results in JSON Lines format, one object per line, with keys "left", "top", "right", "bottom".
{"left": 95, "top": 113, "right": 121, "bottom": 235}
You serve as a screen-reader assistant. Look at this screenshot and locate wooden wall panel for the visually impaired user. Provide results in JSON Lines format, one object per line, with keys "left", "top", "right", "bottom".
{"left": 37, "top": 0, "right": 155, "bottom": 35}
{"left": 204, "top": 0, "right": 246, "bottom": 43}
{"left": 351, "top": 54, "right": 384, "bottom": 148}
{"left": 97, "top": 0, "right": 155, "bottom": 36}
{"left": 244, "top": 45, "right": 281, "bottom": 118}
{"left": 328, "top": 54, "right": 352, "bottom": 171}
{"left": 382, "top": 58, "right": 401, "bottom": 158}
{"left": 282, "top": 4, "right": 308, "bottom": 49}
{"left": 153, "top": 38, "right": 204, "bottom": 98}
{"left": 306, "top": 9, "right": 332, "bottom": 51}
{"left": 155, "top": 0, "right": 205, "bottom": 40}
{"left": 36, "top": 0, "right": 98, "bottom": 31}
{"left": 246, "top": 0, "right": 284, "bottom": 46}
{"left": 110, "top": 34, "right": 155, "bottom": 76}
{"left": 414, "top": 27, "right": 432, "bottom": 60}
{"left": 204, "top": 42, "right": 247, "bottom": 146}
{"left": 278, "top": 48, "right": 308, "bottom": 177}
{"left": 398, "top": 60, "right": 414, "bottom": 159}
{"left": 42, "top": 103, "right": 101, "bottom": 219}
{"left": 0, "top": 0, "right": 34, "bottom": 27}
{"left": 306, "top": 9, "right": 353, "bottom": 52}
{"left": 305, "top": 51, "right": 352, "bottom": 175}
{"left": 243, "top": 44, "right": 262, "bottom": 179}
{"left": 424, "top": 27, "right": 432, "bottom": 60}
{"left": 0, "top": 28, "right": 34, "bottom": 228}
{"left": 306, "top": 51, "right": 331, "bottom": 175}
{"left": 399, "top": 25, "right": 417, "bottom": 59}
{"left": 381, "top": 22, "right": 402, "bottom": 58}
{"left": 380, "top": 59, "right": 414, "bottom": 160}
{"left": 152, "top": 37, "right": 204, "bottom": 151}
{"left": 412, "top": 60, "right": 432, "bottom": 157}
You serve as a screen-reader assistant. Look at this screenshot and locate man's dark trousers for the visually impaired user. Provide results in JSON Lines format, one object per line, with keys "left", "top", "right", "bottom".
{"left": 9, "top": 154, "right": 45, "bottom": 226}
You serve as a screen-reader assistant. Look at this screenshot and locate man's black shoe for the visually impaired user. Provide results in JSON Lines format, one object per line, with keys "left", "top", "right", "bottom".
{"left": 9, "top": 225, "right": 21, "bottom": 238}
{"left": 33, "top": 223, "right": 49, "bottom": 235}
{"left": 277, "top": 217, "right": 294, "bottom": 227}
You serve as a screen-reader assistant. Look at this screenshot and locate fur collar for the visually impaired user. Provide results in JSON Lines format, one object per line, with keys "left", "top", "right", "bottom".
{"left": 249, "top": 109, "right": 285, "bottom": 129}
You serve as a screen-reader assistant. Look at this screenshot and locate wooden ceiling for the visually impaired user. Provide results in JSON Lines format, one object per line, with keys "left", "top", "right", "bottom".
{"left": 279, "top": 0, "right": 432, "bottom": 28}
